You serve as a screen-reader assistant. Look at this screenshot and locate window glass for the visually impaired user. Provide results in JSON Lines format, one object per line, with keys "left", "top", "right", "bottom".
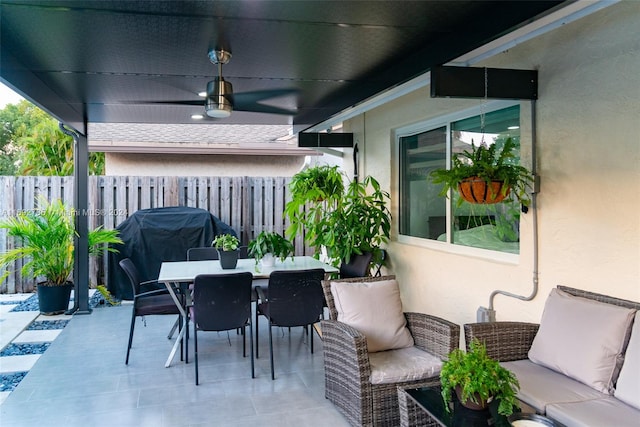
{"left": 399, "top": 127, "right": 446, "bottom": 239}
{"left": 398, "top": 105, "right": 522, "bottom": 254}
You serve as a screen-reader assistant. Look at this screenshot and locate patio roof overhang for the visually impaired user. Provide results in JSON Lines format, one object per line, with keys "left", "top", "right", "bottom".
{"left": 0, "top": 1, "right": 569, "bottom": 136}
{"left": 0, "top": 0, "right": 580, "bottom": 315}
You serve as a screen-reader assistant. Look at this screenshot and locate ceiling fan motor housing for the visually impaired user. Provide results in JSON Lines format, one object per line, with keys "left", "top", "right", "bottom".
{"left": 205, "top": 77, "right": 233, "bottom": 118}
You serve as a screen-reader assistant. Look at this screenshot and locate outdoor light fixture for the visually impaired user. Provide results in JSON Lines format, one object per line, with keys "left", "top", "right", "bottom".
{"left": 205, "top": 78, "right": 233, "bottom": 118}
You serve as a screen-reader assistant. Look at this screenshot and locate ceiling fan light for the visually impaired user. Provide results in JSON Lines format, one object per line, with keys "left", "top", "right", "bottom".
{"left": 205, "top": 78, "right": 233, "bottom": 118}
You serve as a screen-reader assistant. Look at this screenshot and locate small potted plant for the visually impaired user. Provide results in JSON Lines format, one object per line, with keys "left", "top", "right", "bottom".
{"left": 212, "top": 233, "right": 240, "bottom": 269}
{"left": 0, "top": 197, "right": 123, "bottom": 315}
{"left": 430, "top": 137, "right": 534, "bottom": 207}
{"left": 440, "top": 338, "right": 520, "bottom": 416}
{"left": 248, "top": 231, "right": 294, "bottom": 267}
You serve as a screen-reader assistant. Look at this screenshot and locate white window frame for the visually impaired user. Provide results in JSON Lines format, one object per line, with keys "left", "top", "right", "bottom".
{"left": 394, "top": 100, "right": 521, "bottom": 264}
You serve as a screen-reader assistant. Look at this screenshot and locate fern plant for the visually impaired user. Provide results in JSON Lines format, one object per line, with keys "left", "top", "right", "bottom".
{"left": 440, "top": 338, "right": 520, "bottom": 416}
{"left": 430, "top": 137, "right": 533, "bottom": 206}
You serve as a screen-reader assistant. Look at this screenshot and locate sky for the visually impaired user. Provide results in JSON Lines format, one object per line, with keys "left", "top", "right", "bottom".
{"left": 0, "top": 82, "right": 25, "bottom": 108}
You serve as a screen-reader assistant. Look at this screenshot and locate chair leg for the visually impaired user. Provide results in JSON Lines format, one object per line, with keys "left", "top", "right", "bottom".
{"left": 242, "top": 324, "right": 246, "bottom": 357}
{"left": 255, "top": 309, "right": 260, "bottom": 359}
{"left": 178, "top": 314, "right": 183, "bottom": 362}
{"left": 185, "top": 316, "right": 189, "bottom": 364}
{"left": 248, "top": 320, "right": 255, "bottom": 379}
{"left": 268, "top": 322, "right": 275, "bottom": 380}
{"left": 125, "top": 312, "right": 136, "bottom": 365}
{"left": 310, "top": 324, "right": 314, "bottom": 354}
{"left": 194, "top": 326, "right": 199, "bottom": 385}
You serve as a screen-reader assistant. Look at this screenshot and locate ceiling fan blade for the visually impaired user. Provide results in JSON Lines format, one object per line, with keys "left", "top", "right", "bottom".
{"left": 233, "top": 103, "right": 297, "bottom": 115}
{"left": 135, "top": 100, "right": 204, "bottom": 106}
{"left": 234, "top": 89, "right": 298, "bottom": 105}
{"left": 233, "top": 89, "right": 298, "bottom": 115}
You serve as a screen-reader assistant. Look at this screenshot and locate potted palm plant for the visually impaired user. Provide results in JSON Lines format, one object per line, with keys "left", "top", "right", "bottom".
{"left": 0, "top": 197, "right": 123, "bottom": 315}
{"left": 248, "top": 231, "right": 294, "bottom": 267}
{"left": 212, "top": 233, "right": 240, "bottom": 269}
{"left": 440, "top": 338, "right": 520, "bottom": 416}
{"left": 430, "top": 137, "right": 534, "bottom": 207}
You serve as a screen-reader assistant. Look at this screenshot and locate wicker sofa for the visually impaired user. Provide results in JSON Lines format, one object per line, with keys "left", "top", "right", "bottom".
{"left": 465, "top": 285, "right": 640, "bottom": 427}
{"left": 320, "top": 276, "right": 460, "bottom": 426}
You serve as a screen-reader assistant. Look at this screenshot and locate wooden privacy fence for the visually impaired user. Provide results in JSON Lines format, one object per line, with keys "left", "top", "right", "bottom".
{"left": 0, "top": 175, "right": 309, "bottom": 294}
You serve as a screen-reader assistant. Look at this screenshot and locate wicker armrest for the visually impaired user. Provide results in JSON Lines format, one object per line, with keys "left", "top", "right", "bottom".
{"left": 405, "top": 312, "right": 460, "bottom": 359}
{"left": 464, "top": 322, "right": 540, "bottom": 362}
{"left": 321, "top": 319, "right": 371, "bottom": 380}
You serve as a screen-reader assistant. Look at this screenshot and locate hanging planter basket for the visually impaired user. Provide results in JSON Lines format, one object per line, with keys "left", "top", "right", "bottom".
{"left": 458, "top": 177, "right": 509, "bottom": 204}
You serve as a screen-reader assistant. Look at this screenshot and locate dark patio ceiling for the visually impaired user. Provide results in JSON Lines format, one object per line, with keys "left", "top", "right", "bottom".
{"left": 0, "top": 0, "right": 567, "bottom": 136}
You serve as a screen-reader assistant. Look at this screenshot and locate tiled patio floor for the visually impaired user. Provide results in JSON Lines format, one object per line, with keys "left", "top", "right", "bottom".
{"left": 0, "top": 303, "right": 350, "bottom": 427}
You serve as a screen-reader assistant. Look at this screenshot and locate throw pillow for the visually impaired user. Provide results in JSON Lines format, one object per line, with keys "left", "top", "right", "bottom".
{"left": 614, "top": 312, "right": 640, "bottom": 409}
{"left": 330, "top": 278, "right": 414, "bottom": 353}
{"left": 528, "top": 288, "right": 636, "bottom": 394}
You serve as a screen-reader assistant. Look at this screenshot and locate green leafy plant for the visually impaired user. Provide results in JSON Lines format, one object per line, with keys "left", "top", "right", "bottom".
{"left": 286, "top": 171, "right": 391, "bottom": 269}
{"left": 288, "top": 164, "right": 344, "bottom": 205}
{"left": 96, "top": 284, "right": 121, "bottom": 306}
{"left": 248, "top": 231, "right": 294, "bottom": 263}
{"left": 0, "top": 197, "right": 123, "bottom": 286}
{"left": 430, "top": 137, "right": 533, "bottom": 206}
{"left": 211, "top": 233, "right": 239, "bottom": 252}
{"left": 440, "top": 338, "right": 520, "bottom": 416}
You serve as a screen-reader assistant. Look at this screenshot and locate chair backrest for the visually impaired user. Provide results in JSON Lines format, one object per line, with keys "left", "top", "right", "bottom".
{"left": 192, "top": 272, "right": 253, "bottom": 331}
{"left": 265, "top": 269, "right": 326, "bottom": 327}
{"left": 339, "top": 252, "right": 373, "bottom": 278}
{"left": 238, "top": 245, "right": 249, "bottom": 259}
{"left": 322, "top": 275, "right": 396, "bottom": 320}
{"left": 187, "top": 247, "right": 219, "bottom": 261}
{"left": 119, "top": 258, "right": 142, "bottom": 297}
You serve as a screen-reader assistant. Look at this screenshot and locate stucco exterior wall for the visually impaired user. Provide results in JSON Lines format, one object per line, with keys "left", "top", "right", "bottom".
{"left": 105, "top": 152, "right": 307, "bottom": 177}
{"left": 347, "top": 2, "right": 640, "bottom": 329}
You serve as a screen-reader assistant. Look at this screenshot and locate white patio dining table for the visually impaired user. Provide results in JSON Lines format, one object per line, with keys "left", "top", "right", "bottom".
{"left": 157, "top": 256, "right": 339, "bottom": 367}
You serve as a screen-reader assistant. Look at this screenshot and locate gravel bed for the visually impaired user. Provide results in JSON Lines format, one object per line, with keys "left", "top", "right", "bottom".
{"left": 27, "top": 320, "right": 70, "bottom": 330}
{"left": 9, "top": 294, "right": 40, "bottom": 312}
{"left": 1, "top": 343, "right": 51, "bottom": 357}
{"left": 0, "top": 372, "right": 28, "bottom": 392}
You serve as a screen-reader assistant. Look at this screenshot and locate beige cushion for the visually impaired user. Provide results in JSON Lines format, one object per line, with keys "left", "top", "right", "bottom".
{"left": 528, "top": 288, "right": 636, "bottom": 394}
{"left": 614, "top": 312, "right": 640, "bottom": 409}
{"left": 330, "top": 279, "right": 414, "bottom": 352}
{"left": 501, "top": 359, "right": 607, "bottom": 414}
{"left": 547, "top": 397, "right": 640, "bottom": 427}
{"left": 368, "top": 346, "right": 442, "bottom": 384}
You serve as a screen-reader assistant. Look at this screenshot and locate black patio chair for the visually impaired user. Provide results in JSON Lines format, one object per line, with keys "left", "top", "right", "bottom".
{"left": 238, "top": 245, "right": 250, "bottom": 259}
{"left": 187, "top": 247, "right": 219, "bottom": 261}
{"left": 119, "top": 258, "right": 182, "bottom": 365}
{"left": 255, "top": 268, "right": 326, "bottom": 380}
{"left": 339, "top": 252, "right": 373, "bottom": 278}
{"left": 189, "top": 272, "right": 254, "bottom": 385}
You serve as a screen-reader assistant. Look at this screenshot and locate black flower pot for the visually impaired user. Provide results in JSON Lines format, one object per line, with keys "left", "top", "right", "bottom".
{"left": 37, "top": 281, "right": 73, "bottom": 315}
{"left": 218, "top": 249, "right": 239, "bottom": 269}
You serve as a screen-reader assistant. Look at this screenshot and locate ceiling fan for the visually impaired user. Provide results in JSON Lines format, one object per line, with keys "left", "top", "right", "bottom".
{"left": 152, "top": 49, "right": 297, "bottom": 119}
